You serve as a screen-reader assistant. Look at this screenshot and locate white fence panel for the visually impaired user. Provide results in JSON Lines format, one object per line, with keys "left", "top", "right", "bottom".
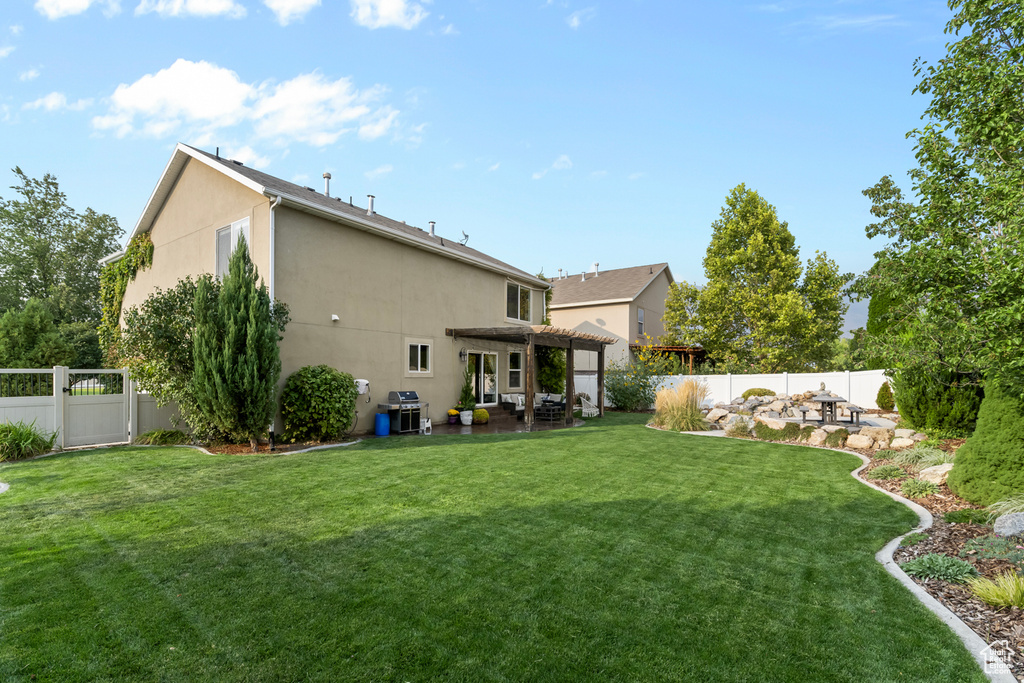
{"left": 136, "top": 394, "right": 181, "bottom": 435}
{"left": 65, "top": 370, "right": 128, "bottom": 447}
{"left": 0, "top": 396, "right": 56, "bottom": 434}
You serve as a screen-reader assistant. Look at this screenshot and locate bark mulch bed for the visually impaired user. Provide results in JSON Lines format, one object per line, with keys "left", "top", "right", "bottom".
{"left": 863, "top": 458, "right": 1024, "bottom": 678}
{"left": 202, "top": 439, "right": 354, "bottom": 455}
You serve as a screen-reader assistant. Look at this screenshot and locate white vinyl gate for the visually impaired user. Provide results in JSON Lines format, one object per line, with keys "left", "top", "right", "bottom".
{"left": 0, "top": 367, "right": 130, "bottom": 448}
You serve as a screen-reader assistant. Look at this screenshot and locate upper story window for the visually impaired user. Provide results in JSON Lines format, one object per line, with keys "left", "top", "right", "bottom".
{"left": 638, "top": 307, "right": 645, "bottom": 336}
{"left": 215, "top": 217, "right": 250, "bottom": 278}
{"left": 506, "top": 282, "right": 531, "bottom": 322}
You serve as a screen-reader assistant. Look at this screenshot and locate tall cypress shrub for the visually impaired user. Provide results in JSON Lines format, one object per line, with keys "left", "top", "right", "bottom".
{"left": 947, "top": 384, "right": 1024, "bottom": 505}
{"left": 193, "top": 238, "right": 281, "bottom": 450}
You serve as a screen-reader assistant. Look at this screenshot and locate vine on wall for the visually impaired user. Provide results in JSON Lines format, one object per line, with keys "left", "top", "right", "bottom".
{"left": 98, "top": 232, "right": 154, "bottom": 364}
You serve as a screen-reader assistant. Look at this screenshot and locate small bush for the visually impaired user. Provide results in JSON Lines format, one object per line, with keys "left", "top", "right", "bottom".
{"left": 947, "top": 383, "right": 1024, "bottom": 506}
{"left": 742, "top": 387, "right": 775, "bottom": 400}
{"left": 892, "top": 370, "right": 982, "bottom": 436}
{"left": 0, "top": 420, "right": 57, "bottom": 461}
{"left": 988, "top": 494, "right": 1024, "bottom": 519}
{"left": 280, "top": 365, "right": 357, "bottom": 443}
{"left": 824, "top": 428, "right": 849, "bottom": 448}
{"left": 943, "top": 509, "right": 991, "bottom": 525}
{"left": 135, "top": 429, "right": 189, "bottom": 446}
{"left": 472, "top": 408, "right": 489, "bottom": 425}
{"left": 651, "top": 379, "right": 710, "bottom": 432}
{"left": 899, "top": 553, "right": 978, "bottom": 583}
{"left": 901, "top": 532, "right": 929, "bottom": 547}
{"left": 876, "top": 381, "right": 895, "bottom": 411}
{"left": 968, "top": 572, "right": 1024, "bottom": 608}
{"left": 866, "top": 464, "right": 906, "bottom": 480}
{"left": 901, "top": 478, "right": 940, "bottom": 499}
{"left": 893, "top": 445, "right": 954, "bottom": 470}
{"left": 725, "top": 419, "right": 751, "bottom": 437}
{"left": 960, "top": 536, "right": 1024, "bottom": 569}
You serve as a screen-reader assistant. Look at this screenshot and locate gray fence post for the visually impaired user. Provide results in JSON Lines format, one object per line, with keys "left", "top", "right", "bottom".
{"left": 52, "top": 366, "right": 66, "bottom": 449}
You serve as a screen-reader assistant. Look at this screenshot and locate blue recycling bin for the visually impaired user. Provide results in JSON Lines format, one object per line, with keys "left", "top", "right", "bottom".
{"left": 374, "top": 412, "right": 390, "bottom": 437}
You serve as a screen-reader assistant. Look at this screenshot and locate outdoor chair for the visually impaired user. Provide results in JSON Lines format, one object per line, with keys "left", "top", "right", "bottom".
{"left": 579, "top": 396, "right": 599, "bottom": 418}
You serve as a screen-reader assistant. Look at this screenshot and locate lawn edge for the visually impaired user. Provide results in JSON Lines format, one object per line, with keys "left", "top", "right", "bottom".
{"left": 667, "top": 427, "right": 1013, "bottom": 682}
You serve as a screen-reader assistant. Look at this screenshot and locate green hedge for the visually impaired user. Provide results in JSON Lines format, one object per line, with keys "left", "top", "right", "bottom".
{"left": 280, "top": 365, "right": 357, "bottom": 443}
{"left": 893, "top": 370, "right": 982, "bottom": 436}
{"left": 947, "top": 384, "right": 1024, "bottom": 505}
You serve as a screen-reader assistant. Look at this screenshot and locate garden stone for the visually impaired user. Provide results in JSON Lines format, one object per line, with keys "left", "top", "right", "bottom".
{"left": 822, "top": 424, "right": 845, "bottom": 433}
{"left": 767, "top": 400, "right": 788, "bottom": 413}
{"left": 807, "top": 429, "right": 828, "bottom": 446}
{"left": 725, "top": 414, "right": 753, "bottom": 430}
{"left": 890, "top": 437, "right": 915, "bottom": 450}
{"left": 912, "top": 433, "right": 928, "bottom": 442}
{"left": 706, "top": 408, "right": 729, "bottom": 423}
{"left": 994, "top": 513, "right": 1024, "bottom": 538}
{"left": 919, "top": 463, "right": 954, "bottom": 486}
{"left": 756, "top": 415, "right": 787, "bottom": 431}
{"left": 894, "top": 429, "right": 916, "bottom": 439}
{"left": 860, "top": 426, "right": 893, "bottom": 443}
{"left": 875, "top": 440, "right": 890, "bottom": 451}
{"left": 765, "top": 411, "right": 780, "bottom": 419}
{"left": 846, "top": 434, "right": 874, "bottom": 450}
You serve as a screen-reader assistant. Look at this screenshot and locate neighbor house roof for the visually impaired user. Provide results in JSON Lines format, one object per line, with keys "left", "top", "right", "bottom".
{"left": 549, "top": 263, "right": 672, "bottom": 309}
{"left": 106, "top": 143, "right": 548, "bottom": 290}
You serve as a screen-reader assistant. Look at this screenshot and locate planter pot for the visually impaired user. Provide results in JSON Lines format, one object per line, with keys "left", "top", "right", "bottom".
{"left": 459, "top": 410, "right": 473, "bottom": 426}
{"left": 448, "top": 415, "right": 458, "bottom": 425}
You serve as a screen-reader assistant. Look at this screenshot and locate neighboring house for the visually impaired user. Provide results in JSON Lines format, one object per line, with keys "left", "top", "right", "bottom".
{"left": 110, "top": 143, "right": 613, "bottom": 432}
{"left": 549, "top": 263, "right": 674, "bottom": 373}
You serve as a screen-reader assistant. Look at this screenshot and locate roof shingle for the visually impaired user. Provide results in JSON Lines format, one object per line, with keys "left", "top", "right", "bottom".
{"left": 550, "top": 263, "right": 671, "bottom": 307}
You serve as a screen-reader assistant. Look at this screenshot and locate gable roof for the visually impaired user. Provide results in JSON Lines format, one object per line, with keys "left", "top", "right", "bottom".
{"left": 115, "top": 143, "right": 547, "bottom": 289}
{"left": 550, "top": 263, "right": 673, "bottom": 308}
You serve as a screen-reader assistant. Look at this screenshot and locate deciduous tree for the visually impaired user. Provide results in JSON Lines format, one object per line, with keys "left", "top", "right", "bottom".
{"left": 662, "top": 185, "right": 846, "bottom": 372}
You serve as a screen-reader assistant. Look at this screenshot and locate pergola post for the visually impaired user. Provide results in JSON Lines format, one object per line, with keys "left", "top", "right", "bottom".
{"left": 597, "top": 345, "right": 606, "bottom": 417}
{"left": 524, "top": 333, "right": 535, "bottom": 430}
{"left": 564, "top": 340, "right": 575, "bottom": 425}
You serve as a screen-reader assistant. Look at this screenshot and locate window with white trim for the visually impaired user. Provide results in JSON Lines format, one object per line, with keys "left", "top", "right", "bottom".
{"left": 215, "top": 217, "right": 250, "bottom": 279}
{"left": 506, "top": 282, "right": 531, "bottom": 322}
{"left": 508, "top": 351, "right": 522, "bottom": 389}
{"left": 638, "top": 307, "right": 645, "bottom": 336}
{"left": 408, "top": 342, "right": 431, "bottom": 374}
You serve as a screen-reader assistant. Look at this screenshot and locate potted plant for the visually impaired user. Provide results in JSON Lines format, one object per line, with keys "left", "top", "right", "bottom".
{"left": 456, "top": 366, "right": 476, "bottom": 425}
{"left": 447, "top": 408, "right": 459, "bottom": 425}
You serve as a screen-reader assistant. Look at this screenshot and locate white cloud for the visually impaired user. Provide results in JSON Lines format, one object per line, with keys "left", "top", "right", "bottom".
{"left": 0, "top": 46, "right": 13, "bottom": 59}
{"left": 135, "top": 0, "right": 246, "bottom": 18}
{"left": 24, "top": 92, "right": 93, "bottom": 111}
{"left": 532, "top": 154, "right": 572, "bottom": 180}
{"left": 350, "top": 0, "right": 427, "bottom": 29}
{"left": 590, "top": 170, "right": 607, "bottom": 178}
{"left": 225, "top": 145, "right": 271, "bottom": 168}
{"left": 440, "top": 23, "right": 458, "bottom": 35}
{"left": 628, "top": 172, "right": 644, "bottom": 181}
{"left": 487, "top": 162, "right": 500, "bottom": 172}
{"left": 364, "top": 164, "right": 393, "bottom": 180}
{"left": 566, "top": 7, "right": 595, "bottom": 29}
{"left": 35, "top": 0, "right": 120, "bottom": 19}
{"left": 20, "top": 68, "right": 40, "bottom": 81}
{"left": 10, "top": 25, "right": 24, "bottom": 35}
{"left": 264, "top": 0, "right": 319, "bottom": 25}
{"left": 93, "top": 59, "right": 401, "bottom": 149}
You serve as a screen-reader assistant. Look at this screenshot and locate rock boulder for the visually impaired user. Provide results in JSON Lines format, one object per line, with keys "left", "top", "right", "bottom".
{"left": 919, "top": 463, "right": 954, "bottom": 486}
{"left": 889, "top": 437, "right": 915, "bottom": 450}
{"left": 756, "top": 415, "right": 787, "bottom": 431}
{"left": 846, "top": 434, "right": 874, "bottom": 450}
{"left": 994, "top": 513, "right": 1024, "bottom": 538}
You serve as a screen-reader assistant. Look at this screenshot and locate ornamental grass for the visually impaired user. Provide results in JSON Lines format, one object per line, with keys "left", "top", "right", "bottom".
{"left": 651, "top": 378, "right": 710, "bottom": 432}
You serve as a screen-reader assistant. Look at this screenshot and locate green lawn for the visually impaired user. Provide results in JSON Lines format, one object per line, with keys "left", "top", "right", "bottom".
{"left": 0, "top": 413, "right": 984, "bottom": 681}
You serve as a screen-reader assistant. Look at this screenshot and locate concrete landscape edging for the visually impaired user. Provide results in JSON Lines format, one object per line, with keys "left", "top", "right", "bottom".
{"left": 668, "top": 427, "right": 1017, "bottom": 683}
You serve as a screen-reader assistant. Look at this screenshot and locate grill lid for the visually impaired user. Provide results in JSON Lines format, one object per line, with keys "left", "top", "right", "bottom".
{"left": 388, "top": 390, "right": 420, "bottom": 403}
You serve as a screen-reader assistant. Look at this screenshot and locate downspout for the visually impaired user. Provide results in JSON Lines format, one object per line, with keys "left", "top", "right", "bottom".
{"left": 269, "top": 194, "right": 281, "bottom": 304}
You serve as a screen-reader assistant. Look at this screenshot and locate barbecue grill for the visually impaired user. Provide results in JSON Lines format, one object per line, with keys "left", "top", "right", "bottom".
{"left": 377, "top": 390, "right": 428, "bottom": 434}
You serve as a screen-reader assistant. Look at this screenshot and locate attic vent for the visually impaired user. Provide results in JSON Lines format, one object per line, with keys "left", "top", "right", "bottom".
{"left": 231, "top": 159, "right": 244, "bottom": 166}
{"left": 305, "top": 187, "right": 317, "bottom": 192}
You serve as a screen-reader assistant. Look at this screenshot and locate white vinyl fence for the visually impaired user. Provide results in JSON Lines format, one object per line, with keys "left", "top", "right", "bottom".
{"left": 0, "top": 366, "right": 179, "bottom": 449}
{"left": 575, "top": 369, "right": 891, "bottom": 411}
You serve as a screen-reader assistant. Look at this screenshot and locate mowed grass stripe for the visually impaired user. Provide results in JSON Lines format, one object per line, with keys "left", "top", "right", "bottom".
{"left": 0, "top": 413, "right": 984, "bottom": 681}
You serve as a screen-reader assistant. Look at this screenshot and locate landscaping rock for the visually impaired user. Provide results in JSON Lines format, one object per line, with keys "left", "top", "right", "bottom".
{"left": 994, "top": 513, "right": 1024, "bottom": 539}
{"left": 919, "top": 463, "right": 955, "bottom": 486}
{"left": 822, "top": 424, "right": 846, "bottom": 433}
{"left": 875, "top": 439, "right": 890, "bottom": 451}
{"left": 807, "top": 429, "right": 828, "bottom": 446}
{"left": 756, "top": 415, "right": 787, "bottom": 431}
{"left": 890, "top": 437, "right": 915, "bottom": 450}
{"left": 767, "top": 400, "right": 788, "bottom": 413}
{"left": 805, "top": 409, "right": 820, "bottom": 420}
{"left": 846, "top": 434, "right": 874, "bottom": 450}
{"left": 894, "top": 428, "right": 916, "bottom": 439}
{"left": 912, "top": 432, "right": 928, "bottom": 442}
{"left": 706, "top": 408, "right": 730, "bottom": 423}
{"left": 860, "top": 426, "right": 893, "bottom": 443}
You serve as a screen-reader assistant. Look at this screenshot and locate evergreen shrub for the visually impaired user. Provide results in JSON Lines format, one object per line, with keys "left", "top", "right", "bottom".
{"left": 742, "top": 387, "right": 775, "bottom": 400}
{"left": 876, "top": 382, "right": 895, "bottom": 411}
{"left": 280, "top": 365, "right": 357, "bottom": 443}
{"left": 472, "top": 408, "right": 489, "bottom": 424}
{"left": 947, "top": 384, "right": 1024, "bottom": 505}
{"left": 893, "top": 370, "right": 982, "bottom": 436}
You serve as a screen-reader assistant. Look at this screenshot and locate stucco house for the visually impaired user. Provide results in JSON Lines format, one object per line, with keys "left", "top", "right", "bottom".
{"left": 549, "top": 263, "right": 676, "bottom": 373}
{"left": 108, "top": 143, "right": 613, "bottom": 432}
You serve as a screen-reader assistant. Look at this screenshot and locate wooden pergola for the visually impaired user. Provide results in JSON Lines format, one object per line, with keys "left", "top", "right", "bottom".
{"left": 446, "top": 325, "right": 618, "bottom": 429}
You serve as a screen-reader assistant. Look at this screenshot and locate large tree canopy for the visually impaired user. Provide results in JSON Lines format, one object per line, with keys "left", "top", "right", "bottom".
{"left": 663, "top": 185, "right": 847, "bottom": 372}
{"left": 854, "top": 1, "right": 1024, "bottom": 398}
{"left": 0, "top": 168, "right": 123, "bottom": 326}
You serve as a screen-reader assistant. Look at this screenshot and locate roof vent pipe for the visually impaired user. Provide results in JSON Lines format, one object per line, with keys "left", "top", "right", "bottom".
{"left": 592, "top": 262, "right": 599, "bottom": 276}
{"left": 323, "top": 172, "right": 331, "bottom": 198}
{"left": 429, "top": 221, "right": 436, "bottom": 237}
{"left": 367, "top": 195, "right": 375, "bottom": 215}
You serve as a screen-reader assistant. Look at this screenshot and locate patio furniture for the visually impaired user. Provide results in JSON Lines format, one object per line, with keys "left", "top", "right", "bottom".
{"left": 812, "top": 394, "right": 846, "bottom": 425}
{"left": 848, "top": 406, "right": 863, "bottom": 427}
{"left": 798, "top": 405, "right": 810, "bottom": 423}
{"left": 535, "top": 403, "right": 563, "bottom": 422}
{"left": 579, "top": 396, "right": 599, "bottom": 418}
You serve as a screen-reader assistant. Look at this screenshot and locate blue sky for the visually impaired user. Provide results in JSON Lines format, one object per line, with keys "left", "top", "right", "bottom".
{"left": 3, "top": 0, "right": 952, "bottom": 329}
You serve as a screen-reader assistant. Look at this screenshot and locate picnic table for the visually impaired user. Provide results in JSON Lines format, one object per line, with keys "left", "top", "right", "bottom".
{"left": 813, "top": 394, "right": 846, "bottom": 425}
